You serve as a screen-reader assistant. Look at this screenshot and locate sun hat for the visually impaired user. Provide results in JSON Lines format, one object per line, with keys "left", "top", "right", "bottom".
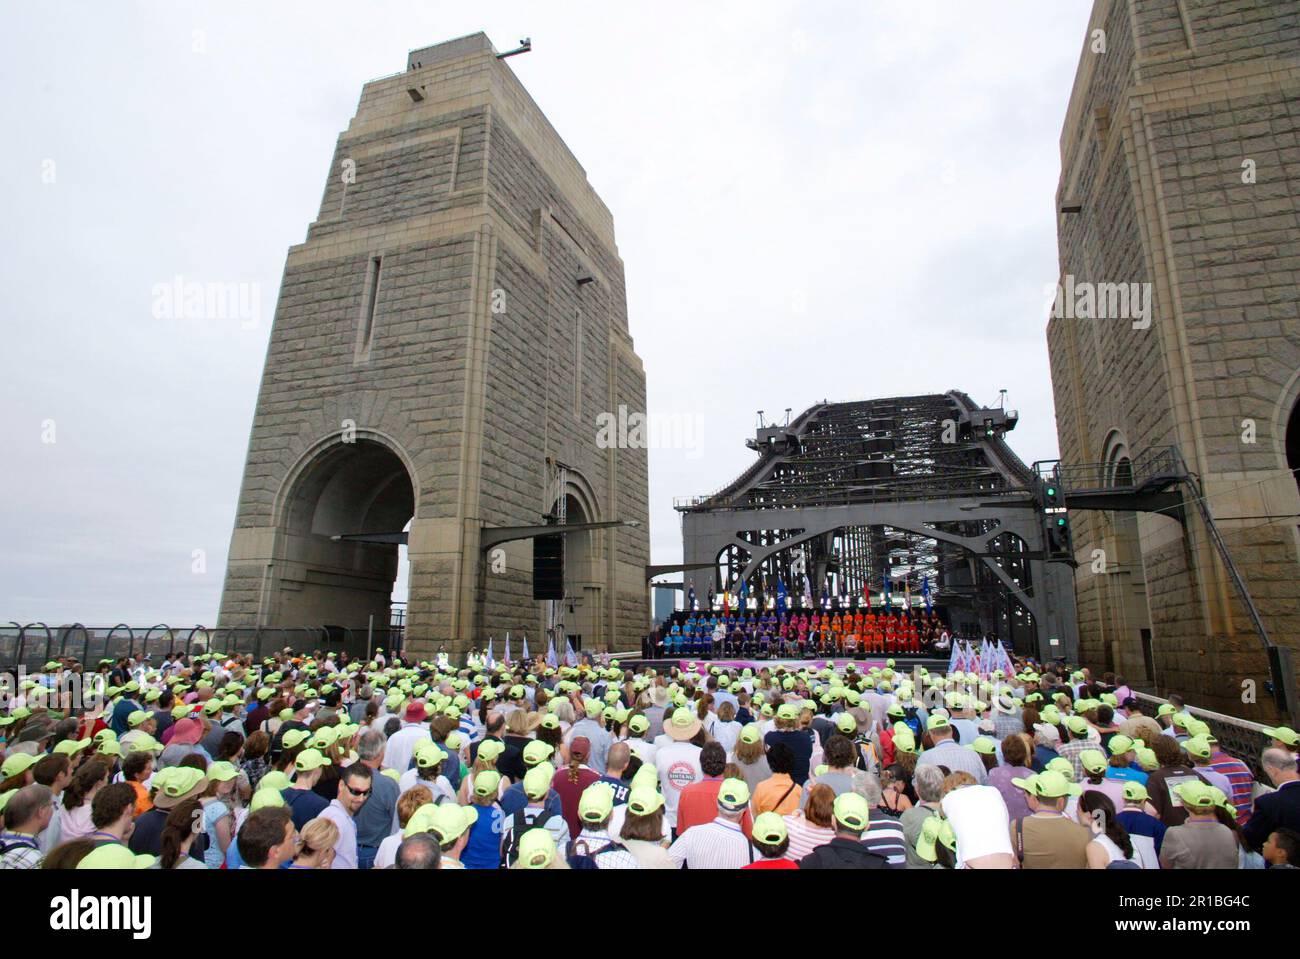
{"left": 578, "top": 781, "right": 616, "bottom": 823}
{"left": 523, "top": 762, "right": 555, "bottom": 801}
{"left": 717, "top": 778, "right": 750, "bottom": 811}
{"left": 517, "top": 827, "right": 558, "bottom": 869}
{"left": 76, "top": 845, "right": 157, "bottom": 870}
{"left": 832, "top": 791, "right": 872, "bottom": 831}
{"left": 752, "top": 811, "right": 788, "bottom": 846}
{"left": 153, "top": 767, "right": 209, "bottom": 809}
{"left": 428, "top": 804, "right": 479, "bottom": 844}
{"left": 666, "top": 706, "right": 703, "bottom": 742}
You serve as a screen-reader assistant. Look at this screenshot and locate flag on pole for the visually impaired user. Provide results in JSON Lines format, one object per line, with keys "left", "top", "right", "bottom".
{"left": 563, "top": 637, "right": 578, "bottom": 667}
{"left": 504, "top": 632, "right": 511, "bottom": 665}
{"left": 486, "top": 637, "right": 495, "bottom": 670}
{"left": 921, "top": 576, "right": 932, "bottom": 613}
{"left": 863, "top": 580, "right": 871, "bottom": 609}
{"left": 522, "top": 634, "right": 529, "bottom": 664}
{"left": 947, "top": 639, "right": 960, "bottom": 675}
{"left": 722, "top": 589, "right": 730, "bottom": 616}
{"left": 739, "top": 577, "right": 749, "bottom": 612}
{"left": 688, "top": 585, "right": 697, "bottom": 612}
{"left": 904, "top": 575, "right": 911, "bottom": 611}
{"left": 882, "top": 572, "right": 892, "bottom": 609}
{"left": 837, "top": 575, "right": 847, "bottom": 609}
{"left": 707, "top": 584, "right": 715, "bottom": 612}
{"left": 546, "top": 635, "right": 557, "bottom": 668}
{"left": 776, "top": 577, "right": 787, "bottom": 615}
{"left": 802, "top": 574, "right": 813, "bottom": 608}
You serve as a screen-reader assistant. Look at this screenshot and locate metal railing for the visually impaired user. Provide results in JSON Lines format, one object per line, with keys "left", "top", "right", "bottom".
{"left": 0, "top": 623, "right": 406, "bottom": 673}
{"left": 1132, "top": 690, "right": 1273, "bottom": 780}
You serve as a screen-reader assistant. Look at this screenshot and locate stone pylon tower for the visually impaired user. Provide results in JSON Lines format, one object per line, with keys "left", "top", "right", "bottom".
{"left": 218, "top": 34, "right": 650, "bottom": 659}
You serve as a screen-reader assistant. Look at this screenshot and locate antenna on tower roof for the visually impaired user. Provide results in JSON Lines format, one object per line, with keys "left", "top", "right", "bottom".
{"left": 497, "top": 38, "right": 532, "bottom": 59}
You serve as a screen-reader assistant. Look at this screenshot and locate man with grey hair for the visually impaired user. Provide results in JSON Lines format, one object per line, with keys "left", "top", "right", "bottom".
{"left": 645, "top": 685, "right": 670, "bottom": 740}
{"left": 0, "top": 784, "right": 54, "bottom": 869}
{"left": 1243, "top": 747, "right": 1300, "bottom": 851}
{"left": 900, "top": 764, "right": 945, "bottom": 868}
{"left": 395, "top": 832, "right": 441, "bottom": 869}
{"left": 352, "top": 729, "right": 398, "bottom": 870}
{"left": 857, "top": 773, "right": 906, "bottom": 868}
{"left": 349, "top": 683, "right": 374, "bottom": 724}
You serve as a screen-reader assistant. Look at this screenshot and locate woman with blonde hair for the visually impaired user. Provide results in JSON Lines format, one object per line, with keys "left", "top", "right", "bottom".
{"left": 291, "top": 817, "right": 339, "bottom": 869}
{"left": 374, "top": 785, "right": 432, "bottom": 869}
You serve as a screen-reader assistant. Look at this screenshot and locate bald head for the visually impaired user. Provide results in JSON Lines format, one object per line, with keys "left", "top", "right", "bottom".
{"left": 606, "top": 742, "right": 630, "bottom": 776}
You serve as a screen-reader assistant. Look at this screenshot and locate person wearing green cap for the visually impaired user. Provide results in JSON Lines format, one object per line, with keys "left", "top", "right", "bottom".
{"left": 1144, "top": 735, "right": 1213, "bottom": 828}
{"left": 916, "top": 714, "right": 988, "bottom": 785}
{"left": 667, "top": 778, "right": 756, "bottom": 868}
{"left": 567, "top": 781, "right": 638, "bottom": 868}
{"left": 1159, "top": 780, "right": 1240, "bottom": 868}
{"left": 1010, "top": 771, "right": 1090, "bottom": 868}
{"left": 0, "top": 784, "right": 55, "bottom": 869}
{"left": 797, "top": 792, "right": 890, "bottom": 869}
{"left": 744, "top": 811, "right": 798, "bottom": 869}
{"left": 1114, "top": 781, "right": 1165, "bottom": 869}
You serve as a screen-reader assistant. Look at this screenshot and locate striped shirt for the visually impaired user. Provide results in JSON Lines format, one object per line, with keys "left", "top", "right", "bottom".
{"left": 863, "top": 812, "right": 907, "bottom": 868}
{"left": 667, "top": 817, "right": 753, "bottom": 869}
{"left": 573, "top": 828, "right": 641, "bottom": 869}
{"left": 782, "top": 814, "right": 835, "bottom": 861}
{"left": 0, "top": 833, "right": 43, "bottom": 869}
{"left": 1208, "top": 752, "right": 1255, "bottom": 822}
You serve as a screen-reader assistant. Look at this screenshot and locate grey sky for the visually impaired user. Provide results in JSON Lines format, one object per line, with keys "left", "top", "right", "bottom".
{"left": 0, "top": 0, "right": 1094, "bottom": 625}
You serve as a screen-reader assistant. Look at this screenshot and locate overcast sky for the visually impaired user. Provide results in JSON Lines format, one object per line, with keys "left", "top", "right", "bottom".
{"left": 0, "top": 0, "right": 1095, "bottom": 625}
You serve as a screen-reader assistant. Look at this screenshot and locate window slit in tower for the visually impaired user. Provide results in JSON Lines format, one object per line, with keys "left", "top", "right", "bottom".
{"left": 362, "top": 256, "right": 382, "bottom": 351}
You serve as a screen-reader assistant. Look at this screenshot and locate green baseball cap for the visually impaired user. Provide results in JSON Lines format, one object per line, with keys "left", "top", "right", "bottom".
{"left": 628, "top": 714, "right": 649, "bottom": 735}
{"left": 916, "top": 816, "right": 957, "bottom": 863}
{"left": 540, "top": 713, "right": 561, "bottom": 731}
{"left": 523, "top": 762, "right": 555, "bottom": 800}
{"left": 76, "top": 845, "right": 157, "bottom": 870}
{"left": 522, "top": 740, "right": 554, "bottom": 766}
{"left": 1, "top": 753, "right": 38, "bottom": 779}
{"left": 971, "top": 737, "right": 997, "bottom": 756}
{"left": 127, "top": 734, "right": 162, "bottom": 755}
{"left": 517, "top": 827, "right": 558, "bottom": 869}
{"left": 415, "top": 743, "right": 447, "bottom": 768}
{"left": 1065, "top": 715, "right": 1090, "bottom": 736}
{"left": 281, "top": 729, "right": 311, "bottom": 750}
{"left": 473, "top": 770, "right": 502, "bottom": 798}
{"left": 1122, "top": 781, "right": 1149, "bottom": 803}
{"left": 717, "top": 777, "right": 750, "bottom": 810}
{"left": 832, "top": 791, "right": 872, "bottom": 831}
{"left": 579, "top": 781, "right": 616, "bottom": 823}
{"left": 751, "top": 811, "right": 788, "bottom": 846}
{"left": 740, "top": 723, "right": 762, "bottom": 745}
{"left": 53, "top": 738, "right": 92, "bottom": 757}
{"left": 294, "top": 749, "right": 332, "bottom": 772}
{"left": 250, "top": 788, "right": 286, "bottom": 811}
{"left": 1263, "top": 725, "right": 1299, "bottom": 746}
{"left": 1108, "top": 735, "right": 1139, "bottom": 755}
{"left": 477, "top": 740, "right": 505, "bottom": 763}
{"left": 1136, "top": 747, "right": 1159, "bottom": 771}
{"left": 1183, "top": 736, "right": 1213, "bottom": 760}
{"left": 429, "top": 803, "right": 479, "bottom": 843}
{"left": 927, "top": 714, "right": 950, "bottom": 731}
{"left": 1079, "top": 749, "right": 1108, "bottom": 775}
{"left": 893, "top": 729, "right": 918, "bottom": 755}
{"left": 1172, "top": 780, "right": 1218, "bottom": 809}
{"left": 259, "top": 770, "right": 292, "bottom": 792}
{"left": 627, "top": 786, "right": 663, "bottom": 816}
{"left": 836, "top": 713, "right": 857, "bottom": 735}
{"left": 207, "top": 761, "right": 239, "bottom": 783}
{"left": 1012, "top": 771, "right": 1081, "bottom": 799}
{"left": 1044, "top": 757, "right": 1076, "bottom": 779}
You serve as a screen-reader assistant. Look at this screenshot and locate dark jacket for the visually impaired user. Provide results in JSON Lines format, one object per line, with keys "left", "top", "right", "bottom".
{"left": 1242, "top": 780, "right": 1300, "bottom": 851}
{"left": 798, "top": 836, "right": 890, "bottom": 870}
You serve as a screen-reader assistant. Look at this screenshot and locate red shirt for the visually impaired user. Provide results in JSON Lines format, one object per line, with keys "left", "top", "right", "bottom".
{"left": 551, "top": 766, "right": 602, "bottom": 839}
{"left": 676, "top": 777, "right": 753, "bottom": 837}
{"left": 742, "top": 859, "right": 799, "bottom": 869}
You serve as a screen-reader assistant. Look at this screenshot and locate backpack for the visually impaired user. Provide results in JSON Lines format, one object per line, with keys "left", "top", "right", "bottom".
{"left": 501, "top": 809, "right": 555, "bottom": 867}
{"left": 566, "top": 836, "right": 628, "bottom": 870}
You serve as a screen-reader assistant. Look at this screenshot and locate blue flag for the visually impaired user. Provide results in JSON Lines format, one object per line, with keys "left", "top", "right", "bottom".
{"left": 688, "top": 585, "right": 697, "bottom": 612}
{"left": 776, "top": 578, "right": 787, "bottom": 615}
{"left": 922, "top": 576, "right": 932, "bottom": 612}
{"left": 739, "top": 578, "right": 749, "bottom": 611}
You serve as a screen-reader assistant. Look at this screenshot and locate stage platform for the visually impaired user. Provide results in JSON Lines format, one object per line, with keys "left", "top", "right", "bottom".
{"left": 617, "top": 656, "right": 951, "bottom": 675}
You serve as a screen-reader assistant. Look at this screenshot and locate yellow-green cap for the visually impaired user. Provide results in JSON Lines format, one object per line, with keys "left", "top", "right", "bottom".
{"left": 926, "top": 714, "right": 950, "bottom": 731}
{"left": 250, "top": 788, "right": 286, "bottom": 811}
{"left": 53, "top": 738, "right": 92, "bottom": 757}
{"left": 207, "top": 761, "right": 239, "bottom": 783}
{"left": 1263, "top": 725, "right": 1299, "bottom": 746}
{"left": 429, "top": 803, "right": 479, "bottom": 843}
{"left": 628, "top": 714, "right": 649, "bottom": 735}
{"left": 477, "top": 740, "right": 505, "bottom": 763}
{"left": 1013, "top": 770, "right": 1081, "bottom": 799}
{"left": 259, "top": 770, "right": 292, "bottom": 792}
{"left": 127, "top": 734, "right": 162, "bottom": 754}
{"left": 281, "top": 729, "right": 311, "bottom": 750}
{"left": 717, "top": 777, "right": 750, "bottom": 809}
{"left": 523, "top": 762, "right": 555, "bottom": 800}
{"left": 579, "top": 781, "right": 616, "bottom": 822}
{"left": 1045, "top": 757, "right": 1076, "bottom": 780}
{"left": 916, "top": 816, "right": 957, "bottom": 863}
{"left": 517, "top": 827, "right": 557, "bottom": 868}
{"left": 1182, "top": 736, "right": 1212, "bottom": 760}
{"left": 832, "top": 791, "right": 872, "bottom": 831}
{"left": 836, "top": 713, "right": 857, "bottom": 734}
{"left": 522, "top": 740, "right": 553, "bottom": 766}
{"left": 627, "top": 786, "right": 663, "bottom": 816}
{"left": 1108, "top": 735, "right": 1139, "bottom": 755}
{"left": 751, "top": 811, "right": 787, "bottom": 845}
{"left": 971, "top": 737, "right": 997, "bottom": 756}
{"left": 893, "top": 729, "right": 918, "bottom": 755}
{"left": 740, "top": 722, "right": 762, "bottom": 745}
{"left": 473, "top": 770, "right": 502, "bottom": 798}
{"left": 76, "top": 845, "right": 157, "bottom": 870}
{"left": 1122, "top": 781, "right": 1149, "bottom": 803}
{"left": 1, "top": 753, "right": 39, "bottom": 778}
{"left": 1079, "top": 749, "right": 1108, "bottom": 775}
{"left": 1172, "top": 780, "right": 1219, "bottom": 809}
{"left": 415, "top": 743, "right": 447, "bottom": 768}
{"left": 1136, "top": 747, "right": 1159, "bottom": 771}
{"left": 159, "top": 767, "right": 206, "bottom": 800}
{"left": 294, "top": 749, "right": 331, "bottom": 772}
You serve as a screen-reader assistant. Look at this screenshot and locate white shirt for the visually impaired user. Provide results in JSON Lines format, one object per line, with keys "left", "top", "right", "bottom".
{"left": 383, "top": 724, "right": 431, "bottom": 774}
{"left": 941, "top": 784, "right": 1014, "bottom": 866}
{"left": 318, "top": 799, "right": 358, "bottom": 869}
{"left": 654, "top": 742, "right": 704, "bottom": 830}
{"left": 667, "top": 817, "right": 752, "bottom": 869}
{"left": 374, "top": 832, "right": 402, "bottom": 870}
{"left": 608, "top": 803, "right": 670, "bottom": 845}
{"left": 398, "top": 769, "right": 455, "bottom": 804}
{"left": 626, "top": 739, "right": 658, "bottom": 768}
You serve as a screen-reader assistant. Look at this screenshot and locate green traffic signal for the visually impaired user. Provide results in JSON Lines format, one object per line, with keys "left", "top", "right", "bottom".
{"left": 1046, "top": 485, "right": 1056, "bottom": 497}
{"left": 1056, "top": 517, "right": 1067, "bottom": 526}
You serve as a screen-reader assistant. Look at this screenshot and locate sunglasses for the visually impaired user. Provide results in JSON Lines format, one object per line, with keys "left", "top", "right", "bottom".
{"left": 343, "top": 782, "right": 372, "bottom": 798}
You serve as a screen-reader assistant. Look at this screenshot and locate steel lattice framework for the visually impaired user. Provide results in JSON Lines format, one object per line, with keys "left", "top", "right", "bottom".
{"left": 677, "top": 392, "right": 1078, "bottom": 659}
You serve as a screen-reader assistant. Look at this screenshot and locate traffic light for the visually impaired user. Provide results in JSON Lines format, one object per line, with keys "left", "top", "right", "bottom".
{"left": 1044, "top": 510, "right": 1073, "bottom": 560}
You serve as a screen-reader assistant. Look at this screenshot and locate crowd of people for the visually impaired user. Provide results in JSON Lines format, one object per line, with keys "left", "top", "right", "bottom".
{"left": 1, "top": 646, "right": 1298, "bottom": 870}
{"left": 648, "top": 607, "right": 950, "bottom": 659}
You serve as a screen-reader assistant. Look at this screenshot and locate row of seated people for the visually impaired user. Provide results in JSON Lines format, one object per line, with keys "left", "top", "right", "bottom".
{"left": 657, "top": 610, "right": 946, "bottom": 658}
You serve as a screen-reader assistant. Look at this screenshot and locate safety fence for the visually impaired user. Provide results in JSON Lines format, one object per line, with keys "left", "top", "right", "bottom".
{"left": 0, "top": 623, "right": 405, "bottom": 673}
{"left": 1132, "top": 691, "right": 1275, "bottom": 780}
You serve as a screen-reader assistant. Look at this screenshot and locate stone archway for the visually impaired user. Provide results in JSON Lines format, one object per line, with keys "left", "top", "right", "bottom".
{"left": 264, "top": 437, "right": 416, "bottom": 632}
